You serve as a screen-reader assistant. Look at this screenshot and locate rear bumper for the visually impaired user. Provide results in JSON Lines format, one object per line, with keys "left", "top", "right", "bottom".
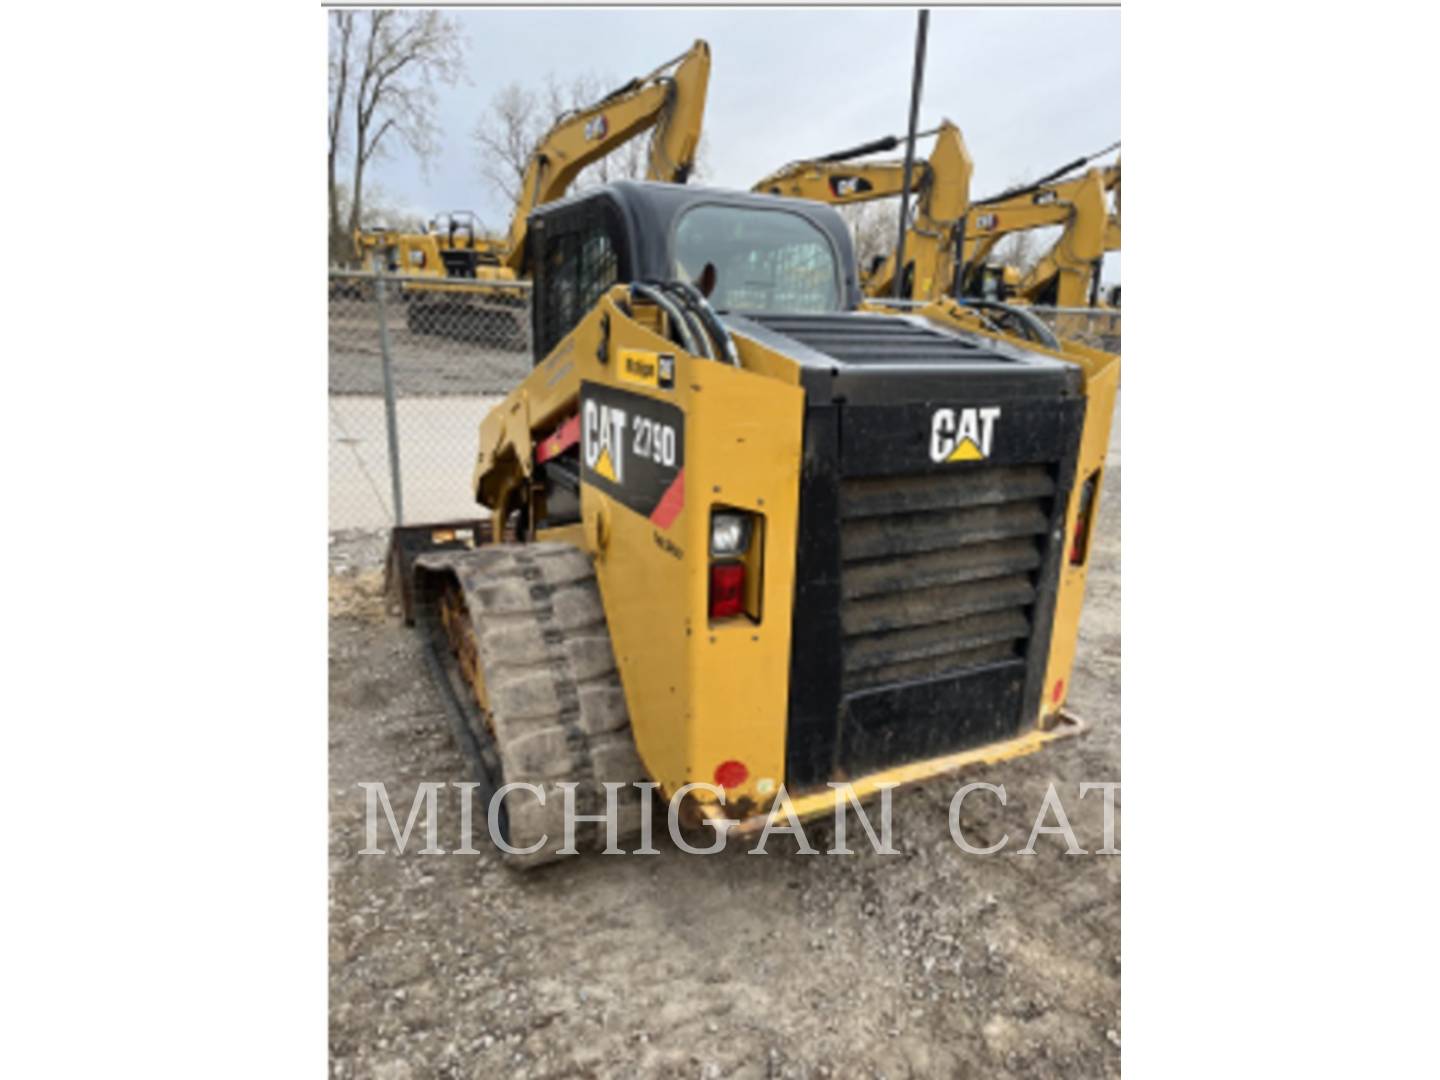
{"left": 701, "top": 709, "right": 1087, "bottom": 837}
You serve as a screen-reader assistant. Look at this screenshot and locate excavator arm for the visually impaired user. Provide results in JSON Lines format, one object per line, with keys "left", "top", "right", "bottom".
{"left": 753, "top": 142, "right": 926, "bottom": 205}
{"left": 962, "top": 161, "right": 1120, "bottom": 306}
{"left": 504, "top": 40, "right": 711, "bottom": 270}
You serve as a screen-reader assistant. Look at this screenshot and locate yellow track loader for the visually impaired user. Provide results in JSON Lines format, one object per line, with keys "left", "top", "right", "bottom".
{"left": 389, "top": 180, "right": 1118, "bottom": 867}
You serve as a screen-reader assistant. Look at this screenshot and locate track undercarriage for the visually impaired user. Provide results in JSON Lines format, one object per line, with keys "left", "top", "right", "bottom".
{"left": 405, "top": 542, "right": 647, "bottom": 867}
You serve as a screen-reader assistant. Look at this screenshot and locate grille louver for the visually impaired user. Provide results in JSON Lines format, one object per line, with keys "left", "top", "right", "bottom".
{"left": 747, "top": 312, "right": 1021, "bottom": 365}
{"left": 839, "top": 464, "right": 1056, "bottom": 694}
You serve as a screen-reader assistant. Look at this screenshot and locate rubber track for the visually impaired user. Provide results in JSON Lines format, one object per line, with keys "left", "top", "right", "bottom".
{"left": 413, "top": 543, "right": 646, "bottom": 868}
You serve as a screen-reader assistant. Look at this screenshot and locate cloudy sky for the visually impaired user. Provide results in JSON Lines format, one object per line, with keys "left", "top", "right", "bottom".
{"left": 364, "top": 6, "right": 1120, "bottom": 282}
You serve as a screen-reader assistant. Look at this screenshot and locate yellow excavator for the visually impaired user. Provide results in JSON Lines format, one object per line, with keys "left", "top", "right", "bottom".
{"left": 353, "top": 212, "right": 529, "bottom": 341}
{"left": 961, "top": 158, "right": 1121, "bottom": 308}
{"left": 754, "top": 133, "right": 1120, "bottom": 336}
{"left": 752, "top": 120, "right": 973, "bottom": 302}
{"left": 354, "top": 40, "right": 711, "bottom": 344}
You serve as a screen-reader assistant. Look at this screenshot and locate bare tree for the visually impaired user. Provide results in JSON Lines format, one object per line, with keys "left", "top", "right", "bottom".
{"left": 994, "top": 228, "right": 1044, "bottom": 273}
{"left": 472, "top": 82, "right": 543, "bottom": 206}
{"left": 333, "top": 183, "right": 427, "bottom": 235}
{"left": 328, "top": 10, "right": 463, "bottom": 265}
{"left": 839, "top": 201, "right": 902, "bottom": 274}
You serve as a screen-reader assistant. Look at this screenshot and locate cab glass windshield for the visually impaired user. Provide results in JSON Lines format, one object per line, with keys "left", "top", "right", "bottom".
{"left": 672, "top": 205, "right": 840, "bottom": 313}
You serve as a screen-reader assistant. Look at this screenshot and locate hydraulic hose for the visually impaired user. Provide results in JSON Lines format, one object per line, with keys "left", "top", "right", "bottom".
{"left": 813, "top": 124, "right": 943, "bottom": 164}
{"left": 661, "top": 281, "right": 739, "bottom": 367}
{"left": 660, "top": 285, "right": 717, "bottom": 361}
{"left": 974, "top": 140, "right": 1121, "bottom": 206}
{"left": 629, "top": 282, "right": 708, "bottom": 359}
{"left": 961, "top": 299, "right": 1061, "bottom": 351}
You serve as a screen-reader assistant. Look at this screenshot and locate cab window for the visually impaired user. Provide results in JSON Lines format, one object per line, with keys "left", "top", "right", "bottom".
{"left": 673, "top": 205, "right": 840, "bottom": 314}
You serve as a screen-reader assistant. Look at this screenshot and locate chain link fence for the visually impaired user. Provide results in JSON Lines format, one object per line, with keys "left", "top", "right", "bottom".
{"left": 328, "top": 269, "right": 532, "bottom": 536}
{"left": 327, "top": 272, "right": 1119, "bottom": 546}
{"left": 1028, "top": 305, "right": 1121, "bottom": 354}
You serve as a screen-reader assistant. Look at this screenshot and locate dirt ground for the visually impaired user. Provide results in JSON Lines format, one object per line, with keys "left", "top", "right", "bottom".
{"left": 328, "top": 455, "right": 1121, "bottom": 1078}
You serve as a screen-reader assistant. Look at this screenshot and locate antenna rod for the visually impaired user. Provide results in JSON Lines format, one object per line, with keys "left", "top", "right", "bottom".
{"left": 893, "top": 9, "right": 930, "bottom": 300}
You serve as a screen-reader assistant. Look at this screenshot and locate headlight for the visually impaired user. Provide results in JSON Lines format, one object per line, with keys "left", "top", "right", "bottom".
{"left": 710, "top": 510, "right": 752, "bottom": 556}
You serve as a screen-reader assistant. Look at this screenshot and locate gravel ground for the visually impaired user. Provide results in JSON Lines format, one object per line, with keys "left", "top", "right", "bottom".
{"left": 328, "top": 462, "right": 1121, "bottom": 1079}
{"left": 329, "top": 298, "right": 531, "bottom": 397}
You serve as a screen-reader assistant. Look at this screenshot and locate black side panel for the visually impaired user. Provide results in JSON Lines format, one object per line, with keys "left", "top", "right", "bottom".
{"left": 784, "top": 404, "right": 845, "bottom": 788}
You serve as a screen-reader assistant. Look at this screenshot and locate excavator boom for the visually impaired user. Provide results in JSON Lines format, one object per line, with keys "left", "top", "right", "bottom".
{"left": 504, "top": 40, "right": 711, "bottom": 269}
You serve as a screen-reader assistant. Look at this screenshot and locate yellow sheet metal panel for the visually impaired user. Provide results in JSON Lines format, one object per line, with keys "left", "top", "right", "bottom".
{"left": 710, "top": 712, "right": 1086, "bottom": 836}
{"left": 567, "top": 304, "right": 805, "bottom": 811}
{"left": 1040, "top": 347, "right": 1119, "bottom": 722}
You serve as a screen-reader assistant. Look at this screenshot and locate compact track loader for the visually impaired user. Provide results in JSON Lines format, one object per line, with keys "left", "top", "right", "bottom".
{"left": 389, "top": 181, "right": 1118, "bottom": 867}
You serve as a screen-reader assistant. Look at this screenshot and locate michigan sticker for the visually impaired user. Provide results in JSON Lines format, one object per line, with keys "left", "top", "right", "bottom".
{"left": 617, "top": 348, "right": 675, "bottom": 390}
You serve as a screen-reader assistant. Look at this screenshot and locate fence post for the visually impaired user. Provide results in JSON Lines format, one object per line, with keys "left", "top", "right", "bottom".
{"left": 371, "top": 262, "right": 405, "bottom": 525}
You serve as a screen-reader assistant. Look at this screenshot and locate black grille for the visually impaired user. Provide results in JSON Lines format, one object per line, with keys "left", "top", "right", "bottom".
{"left": 839, "top": 464, "right": 1055, "bottom": 694}
{"left": 780, "top": 377, "right": 1084, "bottom": 791}
{"left": 747, "top": 312, "right": 1019, "bottom": 365}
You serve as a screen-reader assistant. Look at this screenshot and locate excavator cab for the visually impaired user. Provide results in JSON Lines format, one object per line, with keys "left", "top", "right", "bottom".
{"left": 969, "top": 263, "right": 1021, "bottom": 302}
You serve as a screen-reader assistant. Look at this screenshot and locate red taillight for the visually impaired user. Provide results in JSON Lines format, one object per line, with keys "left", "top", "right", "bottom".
{"left": 709, "top": 562, "right": 745, "bottom": 619}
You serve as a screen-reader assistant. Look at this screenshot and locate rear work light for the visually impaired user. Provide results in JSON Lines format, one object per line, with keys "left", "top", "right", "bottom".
{"left": 710, "top": 511, "right": 753, "bottom": 556}
{"left": 709, "top": 562, "right": 746, "bottom": 619}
